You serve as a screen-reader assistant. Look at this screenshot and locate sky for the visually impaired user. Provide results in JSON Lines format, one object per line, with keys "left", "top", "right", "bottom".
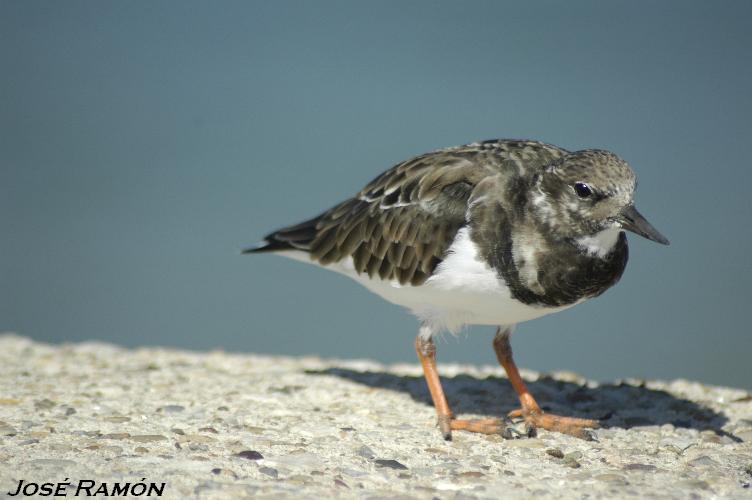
{"left": 2, "top": 0, "right": 751, "bottom": 390}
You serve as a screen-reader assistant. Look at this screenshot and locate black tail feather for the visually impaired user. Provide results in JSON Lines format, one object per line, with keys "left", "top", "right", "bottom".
{"left": 243, "top": 215, "right": 322, "bottom": 254}
{"left": 241, "top": 238, "right": 293, "bottom": 254}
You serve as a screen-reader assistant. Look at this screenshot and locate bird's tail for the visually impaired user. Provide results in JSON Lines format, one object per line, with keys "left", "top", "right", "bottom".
{"left": 242, "top": 215, "right": 321, "bottom": 254}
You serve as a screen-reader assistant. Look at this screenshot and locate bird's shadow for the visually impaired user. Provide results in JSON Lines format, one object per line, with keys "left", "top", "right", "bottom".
{"left": 307, "top": 367, "right": 738, "bottom": 440}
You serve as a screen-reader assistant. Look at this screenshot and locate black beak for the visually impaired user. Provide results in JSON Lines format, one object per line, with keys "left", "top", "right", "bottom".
{"left": 617, "top": 205, "right": 670, "bottom": 245}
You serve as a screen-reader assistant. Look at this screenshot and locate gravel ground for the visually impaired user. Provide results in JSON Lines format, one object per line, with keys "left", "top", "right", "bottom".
{"left": 0, "top": 333, "right": 750, "bottom": 499}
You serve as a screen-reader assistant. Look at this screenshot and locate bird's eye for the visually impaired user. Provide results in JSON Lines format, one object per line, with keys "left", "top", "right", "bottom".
{"left": 574, "top": 182, "right": 593, "bottom": 198}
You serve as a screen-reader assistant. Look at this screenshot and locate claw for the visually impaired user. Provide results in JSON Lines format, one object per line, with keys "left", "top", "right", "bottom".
{"left": 582, "top": 429, "right": 598, "bottom": 442}
{"left": 437, "top": 415, "right": 453, "bottom": 441}
{"left": 507, "top": 407, "right": 599, "bottom": 440}
{"left": 525, "top": 423, "right": 538, "bottom": 438}
{"left": 501, "top": 426, "right": 524, "bottom": 440}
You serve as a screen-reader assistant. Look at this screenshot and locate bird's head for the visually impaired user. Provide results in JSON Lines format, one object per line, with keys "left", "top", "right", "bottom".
{"left": 532, "top": 149, "right": 669, "bottom": 248}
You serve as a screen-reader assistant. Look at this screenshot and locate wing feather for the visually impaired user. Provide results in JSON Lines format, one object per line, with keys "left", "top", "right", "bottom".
{"left": 246, "top": 140, "right": 569, "bottom": 285}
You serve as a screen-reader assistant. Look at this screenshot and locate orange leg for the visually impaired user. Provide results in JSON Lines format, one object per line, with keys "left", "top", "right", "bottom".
{"left": 493, "top": 327, "right": 599, "bottom": 440}
{"left": 415, "top": 332, "right": 515, "bottom": 440}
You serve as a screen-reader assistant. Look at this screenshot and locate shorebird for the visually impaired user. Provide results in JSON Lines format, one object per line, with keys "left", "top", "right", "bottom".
{"left": 245, "top": 139, "right": 669, "bottom": 440}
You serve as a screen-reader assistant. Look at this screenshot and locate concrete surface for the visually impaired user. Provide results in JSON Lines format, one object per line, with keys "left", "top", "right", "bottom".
{"left": 0, "top": 334, "right": 750, "bottom": 499}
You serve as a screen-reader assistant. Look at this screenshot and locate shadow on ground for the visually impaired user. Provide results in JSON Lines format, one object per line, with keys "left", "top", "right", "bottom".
{"left": 308, "top": 368, "right": 736, "bottom": 439}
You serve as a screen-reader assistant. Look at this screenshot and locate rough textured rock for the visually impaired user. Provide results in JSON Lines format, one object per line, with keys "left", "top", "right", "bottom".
{"left": 0, "top": 334, "right": 750, "bottom": 499}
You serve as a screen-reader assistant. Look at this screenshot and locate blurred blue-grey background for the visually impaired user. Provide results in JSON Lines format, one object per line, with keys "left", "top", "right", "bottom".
{"left": 2, "top": 1, "right": 751, "bottom": 390}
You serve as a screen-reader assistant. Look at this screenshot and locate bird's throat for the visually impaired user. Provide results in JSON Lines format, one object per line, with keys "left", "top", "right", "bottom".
{"left": 574, "top": 227, "right": 622, "bottom": 258}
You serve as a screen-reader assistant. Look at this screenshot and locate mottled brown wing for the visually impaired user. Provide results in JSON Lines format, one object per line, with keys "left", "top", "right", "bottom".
{"left": 313, "top": 150, "right": 499, "bottom": 285}
{"left": 253, "top": 150, "right": 497, "bottom": 285}
{"left": 247, "top": 140, "right": 569, "bottom": 285}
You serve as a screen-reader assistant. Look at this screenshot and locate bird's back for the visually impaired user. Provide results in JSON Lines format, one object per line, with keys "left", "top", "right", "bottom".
{"left": 245, "top": 139, "right": 568, "bottom": 286}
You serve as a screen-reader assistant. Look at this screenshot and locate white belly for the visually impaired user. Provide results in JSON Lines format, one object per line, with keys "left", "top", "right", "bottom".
{"left": 278, "top": 228, "right": 575, "bottom": 333}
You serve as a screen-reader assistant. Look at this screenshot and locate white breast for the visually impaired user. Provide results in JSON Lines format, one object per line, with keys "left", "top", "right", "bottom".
{"left": 278, "top": 227, "right": 575, "bottom": 333}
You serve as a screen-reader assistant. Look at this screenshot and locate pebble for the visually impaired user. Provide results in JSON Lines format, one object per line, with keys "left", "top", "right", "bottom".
{"left": 236, "top": 450, "right": 264, "bottom": 460}
{"left": 688, "top": 456, "right": 719, "bottom": 467}
{"left": 212, "top": 468, "right": 239, "bottom": 479}
{"left": 180, "top": 433, "right": 216, "bottom": 443}
{"left": 624, "top": 463, "right": 657, "bottom": 472}
{"left": 563, "top": 452, "right": 581, "bottom": 469}
{"left": 356, "top": 445, "right": 376, "bottom": 459}
{"left": 160, "top": 405, "right": 185, "bottom": 413}
{"left": 259, "top": 466, "right": 279, "bottom": 478}
{"left": 34, "top": 399, "right": 56, "bottom": 410}
{"left": 375, "top": 459, "right": 408, "bottom": 470}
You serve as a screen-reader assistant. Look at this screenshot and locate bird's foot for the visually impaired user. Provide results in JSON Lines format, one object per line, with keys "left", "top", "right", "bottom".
{"left": 507, "top": 408, "right": 600, "bottom": 441}
{"left": 437, "top": 415, "right": 524, "bottom": 441}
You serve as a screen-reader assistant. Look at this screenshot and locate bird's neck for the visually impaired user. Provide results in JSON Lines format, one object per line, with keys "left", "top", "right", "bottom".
{"left": 477, "top": 222, "right": 629, "bottom": 308}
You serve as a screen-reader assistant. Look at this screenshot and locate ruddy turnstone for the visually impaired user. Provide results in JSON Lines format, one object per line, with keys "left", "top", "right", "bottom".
{"left": 245, "top": 139, "right": 669, "bottom": 440}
